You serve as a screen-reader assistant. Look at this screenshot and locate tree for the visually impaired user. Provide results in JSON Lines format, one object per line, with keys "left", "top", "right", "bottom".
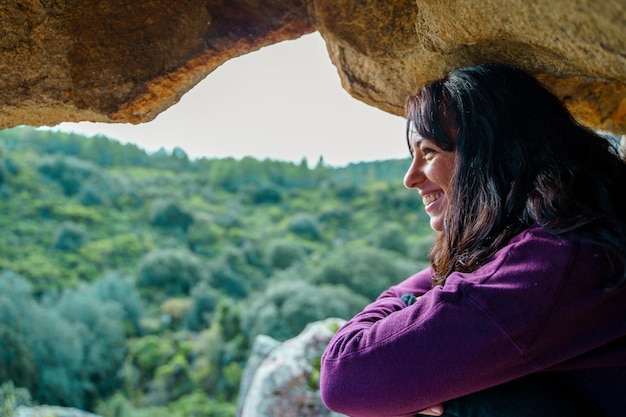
{"left": 52, "top": 221, "right": 86, "bottom": 251}
{"left": 307, "top": 245, "right": 420, "bottom": 300}
{"left": 250, "top": 184, "right": 282, "bottom": 204}
{"left": 150, "top": 199, "right": 194, "bottom": 231}
{"left": 0, "top": 381, "right": 33, "bottom": 415}
{"left": 137, "top": 249, "right": 209, "bottom": 296}
{"left": 240, "top": 279, "right": 369, "bottom": 342}
{"left": 265, "top": 238, "right": 305, "bottom": 270}
{"left": 51, "top": 286, "right": 127, "bottom": 404}
{"left": 366, "top": 222, "right": 408, "bottom": 254}
{"left": 36, "top": 155, "right": 107, "bottom": 196}
{"left": 185, "top": 281, "right": 219, "bottom": 331}
{"left": 91, "top": 272, "right": 143, "bottom": 335}
{"left": 288, "top": 213, "right": 322, "bottom": 241}
{"left": 187, "top": 217, "right": 224, "bottom": 256}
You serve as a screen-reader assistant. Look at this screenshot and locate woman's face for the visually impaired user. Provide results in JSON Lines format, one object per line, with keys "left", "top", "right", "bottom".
{"left": 404, "top": 128, "right": 456, "bottom": 232}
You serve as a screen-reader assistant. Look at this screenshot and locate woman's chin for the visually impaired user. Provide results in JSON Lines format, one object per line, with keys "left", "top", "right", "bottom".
{"left": 429, "top": 216, "right": 444, "bottom": 232}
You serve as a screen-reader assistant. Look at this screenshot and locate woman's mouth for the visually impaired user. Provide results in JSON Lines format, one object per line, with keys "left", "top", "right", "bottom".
{"left": 423, "top": 192, "right": 443, "bottom": 207}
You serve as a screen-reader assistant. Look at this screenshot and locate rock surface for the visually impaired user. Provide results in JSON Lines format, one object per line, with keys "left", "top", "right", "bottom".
{"left": 0, "top": 1, "right": 624, "bottom": 134}
{"left": 13, "top": 405, "right": 102, "bottom": 417}
{"left": 236, "top": 318, "right": 347, "bottom": 417}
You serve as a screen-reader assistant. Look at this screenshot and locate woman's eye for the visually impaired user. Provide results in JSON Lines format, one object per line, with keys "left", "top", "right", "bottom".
{"left": 420, "top": 147, "right": 436, "bottom": 159}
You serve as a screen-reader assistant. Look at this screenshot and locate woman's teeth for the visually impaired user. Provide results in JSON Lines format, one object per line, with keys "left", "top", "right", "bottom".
{"left": 423, "top": 192, "right": 443, "bottom": 206}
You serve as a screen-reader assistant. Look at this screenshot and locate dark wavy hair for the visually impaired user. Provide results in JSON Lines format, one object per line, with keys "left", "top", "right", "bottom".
{"left": 405, "top": 64, "right": 626, "bottom": 287}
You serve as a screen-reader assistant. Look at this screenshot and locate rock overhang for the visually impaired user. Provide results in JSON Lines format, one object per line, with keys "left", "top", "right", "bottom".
{"left": 0, "top": 0, "right": 624, "bottom": 134}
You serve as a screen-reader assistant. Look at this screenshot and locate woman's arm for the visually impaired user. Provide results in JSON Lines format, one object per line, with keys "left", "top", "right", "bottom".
{"left": 376, "top": 267, "right": 434, "bottom": 300}
{"left": 320, "top": 229, "right": 608, "bottom": 417}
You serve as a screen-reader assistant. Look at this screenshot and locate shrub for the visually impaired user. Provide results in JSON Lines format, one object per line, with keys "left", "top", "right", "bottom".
{"left": 36, "top": 155, "right": 106, "bottom": 196}
{"left": 184, "top": 281, "right": 219, "bottom": 331}
{"left": 334, "top": 184, "right": 364, "bottom": 201}
{"left": 251, "top": 184, "right": 282, "bottom": 204}
{"left": 150, "top": 200, "right": 193, "bottom": 231}
{"left": 288, "top": 213, "right": 322, "bottom": 241}
{"left": 409, "top": 234, "right": 436, "bottom": 263}
{"left": 319, "top": 206, "right": 351, "bottom": 229}
{"left": 366, "top": 223, "right": 408, "bottom": 254}
{"left": 207, "top": 246, "right": 265, "bottom": 299}
{"left": 0, "top": 271, "right": 129, "bottom": 409}
{"left": 160, "top": 297, "right": 193, "bottom": 328}
{"left": 52, "top": 221, "right": 86, "bottom": 251}
{"left": 77, "top": 182, "right": 109, "bottom": 206}
{"left": 168, "top": 390, "right": 236, "bottom": 417}
{"left": 187, "top": 218, "right": 224, "bottom": 255}
{"left": 128, "top": 335, "right": 176, "bottom": 376}
{"left": 91, "top": 272, "right": 143, "bottom": 336}
{"left": 265, "top": 239, "right": 305, "bottom": 270}
{"left": 240, "top": 279, "right": 369, "bottom": 342}
{"left": 137, "top": 249, "right": 208, "bottom": 296}
{"left": 51, "top": 286, "right": 127, "bottom": 403}
{"left": 307, "top": 245, "right": 419, "bottom": 300}
{"left": 0, "top": 381, "right": 33, "bottom": 415}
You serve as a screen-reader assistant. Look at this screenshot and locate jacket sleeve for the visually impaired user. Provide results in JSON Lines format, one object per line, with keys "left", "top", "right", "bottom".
{"left": 319, "top": 231, "right": 592, "bottom": 417}
{"left": 376, "top": 267, "right": 434, "bottom": 300}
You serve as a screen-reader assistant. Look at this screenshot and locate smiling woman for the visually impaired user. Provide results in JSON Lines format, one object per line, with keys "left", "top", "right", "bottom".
{"left": 49, "top": 33, "right": 406, "bottom": 167}
{"left": 320, "top": 64, "right": 626, "bottom": 417}
{"left": 403, "top": 133, "right": 455, "bottom": 232}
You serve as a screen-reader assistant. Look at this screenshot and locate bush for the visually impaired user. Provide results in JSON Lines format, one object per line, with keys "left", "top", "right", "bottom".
{"left": 36, "top": 155, "right": 106, "bottom": 196}
{"left": 160, "top": 298, "right": 194, "bottom": 328}
{"left": 334, "top": 184, "right": 364, "bottom": 201}
{"left": 184, "top": 281, "right": 219, "bottom": 331}
{"left": 366, "top": 223, "right": 408, "bottom": 254}
{"left": 319, "top": 206, "right": 352, "bottom": 229}
{"left": 91, "top": 272, "right": 143, "bottom": 335}
{"left": 0, "top": 271, "right": 128, "bottom": 409}
{"left": 288, "top": 213, "right": 322, "bottom": 241}
{"left": 207, "top": 246, "right": 265, "bottom": 299}
{"left": 0, "top": 324, "right": 36, "bottom": 390}
{"left": 308, "top": 245, "right": 419, "bottom": 300}
{"left": 187, "top": 218, "right": 224, "bottom": 255}
{"left": 168, "top": 390, "right": 236, "bottom": 417}
{"left": 409, "top": 234, "right": 436, "bottom": 263}
{"left": 77, "top": 182, "right": 109, "bottom": 206}
{"left": 51, "top": 286, "right": 127, "bottom": 403}
{"left": 250, "top": 184, "right": 282, "bottom": 204}
{"left": 137, "top": 249, "right": 209, "bottom": 296}
{"left": 0, "top": 381, "right": 33, "bottom": 415}
{"left": 52, "top": 221, "right": 86, "bottom": 251}
{"left": 265, "top": 239, "right": 305, "bottom": 270}
{"left": 150, "top": 200, "right": 193, "bottom": 231}
{"left": 128, "top": 335, "right": 176, "bottom": 376}
{"left": 240, "top": 279, "right": 369, "bottom": 341}
{"left": 208, "top": 261, "right": 248, "bottom": 299}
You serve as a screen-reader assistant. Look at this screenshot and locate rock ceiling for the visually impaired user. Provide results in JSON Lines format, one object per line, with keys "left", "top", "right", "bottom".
{"left": 0, "top": 0, "right": 624, "bottom": 134}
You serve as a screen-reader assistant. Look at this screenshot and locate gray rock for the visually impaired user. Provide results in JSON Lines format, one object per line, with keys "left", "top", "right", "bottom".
{"left": 13, "top": 406, "right": 102, "bottom": 417}
{"left": 237, "top": 318, "right": 347, "bottom": 417}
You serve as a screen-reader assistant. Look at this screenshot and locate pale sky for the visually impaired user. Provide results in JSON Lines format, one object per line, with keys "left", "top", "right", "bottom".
{"left": 51, "top": 33, "right": 408, "bottom": 167}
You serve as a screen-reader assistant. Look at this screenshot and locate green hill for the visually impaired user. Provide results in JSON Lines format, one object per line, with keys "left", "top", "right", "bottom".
{"left": 0, "top": 126, "right": 433, "bottom": 416}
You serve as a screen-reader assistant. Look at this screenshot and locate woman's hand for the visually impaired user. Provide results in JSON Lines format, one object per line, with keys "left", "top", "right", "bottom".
{"left": 417, "top": 404, "right": 444, "bottom": 416}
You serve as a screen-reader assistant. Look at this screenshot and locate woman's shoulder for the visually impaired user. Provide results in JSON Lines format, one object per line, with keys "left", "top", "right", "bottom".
{"left": 500, "top": 224, "right": 609, "bottom": 263}
{"left": 473, "top": 224, "right": 622, "bottom": 288}
{"left": 507, "top": 224, "right": 574, "bottom": 247}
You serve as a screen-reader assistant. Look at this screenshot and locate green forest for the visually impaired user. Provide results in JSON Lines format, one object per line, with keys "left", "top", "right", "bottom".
{"left": 0, "top": 126, "right": 435, "bottom": 417}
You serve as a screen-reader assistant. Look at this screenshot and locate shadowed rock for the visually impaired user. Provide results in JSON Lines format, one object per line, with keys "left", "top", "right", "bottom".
{"left": 0, "top": 1, "right": 624, "bottom": 134}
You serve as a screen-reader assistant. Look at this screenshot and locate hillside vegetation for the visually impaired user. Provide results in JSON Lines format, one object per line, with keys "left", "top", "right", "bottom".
{"left": 0, "top": 127, "right": 434, "bottom": 416}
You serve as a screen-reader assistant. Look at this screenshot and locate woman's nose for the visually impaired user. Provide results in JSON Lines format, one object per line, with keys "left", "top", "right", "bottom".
{"left": 403, "top": 157, "right": 425, "bottom": 189}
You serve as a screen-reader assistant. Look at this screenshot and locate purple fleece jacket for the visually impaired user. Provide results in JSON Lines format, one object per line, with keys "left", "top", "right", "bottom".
{"left": 320, "top": 226, "right": 626, "bottom": 417}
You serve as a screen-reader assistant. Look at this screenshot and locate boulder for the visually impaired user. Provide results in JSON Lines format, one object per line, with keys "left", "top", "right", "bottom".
{"left": 236, "top": 317, "right": 347, "bottom": 417}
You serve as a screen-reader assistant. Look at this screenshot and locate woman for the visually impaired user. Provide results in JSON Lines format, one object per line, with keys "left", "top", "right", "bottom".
{"left": 320, "top": 64, "right": 626, "bottom": 417}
